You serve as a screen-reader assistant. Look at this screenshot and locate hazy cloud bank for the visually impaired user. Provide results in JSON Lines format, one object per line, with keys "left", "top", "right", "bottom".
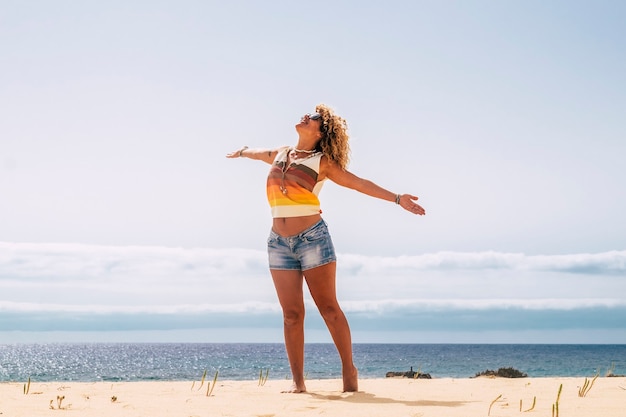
{"left": 1, "top": 242, "right": 625, "bottom": 339}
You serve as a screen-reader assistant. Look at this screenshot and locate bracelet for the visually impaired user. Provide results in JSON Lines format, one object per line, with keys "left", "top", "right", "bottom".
{"left": 238, "top": 146, "right": 249, "bottom": 157}
{"left": 395, "top": 194, "right": 401, "bottom": 205}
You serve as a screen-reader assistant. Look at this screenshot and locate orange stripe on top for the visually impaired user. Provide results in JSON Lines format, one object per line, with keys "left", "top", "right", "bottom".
{"left": 266, "top": 149, "right": 325, "bottom": 218}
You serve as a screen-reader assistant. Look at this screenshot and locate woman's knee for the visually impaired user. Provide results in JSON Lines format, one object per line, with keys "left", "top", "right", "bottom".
{"left": 317, "top": 303, "right": 343, "bottom": 323}
{"left": 282, "top": 308, "right": 305, "bottom": 326}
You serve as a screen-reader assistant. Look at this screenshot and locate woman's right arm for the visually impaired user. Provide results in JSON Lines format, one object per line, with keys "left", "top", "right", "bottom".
{"left": 226, "top": 146, "right": 286, "bottom": 165}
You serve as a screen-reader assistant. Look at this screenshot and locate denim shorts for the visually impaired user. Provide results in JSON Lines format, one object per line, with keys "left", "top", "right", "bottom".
{"left": 267, "top": 219, "right": 337, "bottom": 271}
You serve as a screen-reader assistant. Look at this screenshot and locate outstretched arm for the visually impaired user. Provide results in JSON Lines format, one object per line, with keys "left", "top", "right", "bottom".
{"left": 322, "top": 158, "right": 426, "bottom": 216}
{"left": 226, "top": 146, "right": 287, "bottom": 165}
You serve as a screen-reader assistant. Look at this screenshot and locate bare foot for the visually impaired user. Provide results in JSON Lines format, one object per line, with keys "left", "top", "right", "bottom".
{"left": 343, "top": 366, "right": 358, "bottom": 392}
{"left": 281, "top": 382, "right": 307, "bottom": 393}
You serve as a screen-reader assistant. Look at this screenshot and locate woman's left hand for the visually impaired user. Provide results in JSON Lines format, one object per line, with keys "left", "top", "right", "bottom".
{"left": 398, "top": 194, "right": 426, "bottom": 215}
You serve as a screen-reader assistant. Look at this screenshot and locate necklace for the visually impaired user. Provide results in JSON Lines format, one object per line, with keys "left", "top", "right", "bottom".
{"left": 292, "top": 147, "right": 316, "bottom": 154}
{"left": 280, "top": 148, "right": 318, "bottom": 195}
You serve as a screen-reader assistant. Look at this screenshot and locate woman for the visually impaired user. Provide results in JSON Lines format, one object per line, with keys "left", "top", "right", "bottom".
{"left": 226, "top": 104, "right": 425, "bottom": 393}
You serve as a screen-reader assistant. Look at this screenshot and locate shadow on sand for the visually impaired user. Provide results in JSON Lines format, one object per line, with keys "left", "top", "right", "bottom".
{"left": 308, "top": 391, "right": 468, "bottom": 408}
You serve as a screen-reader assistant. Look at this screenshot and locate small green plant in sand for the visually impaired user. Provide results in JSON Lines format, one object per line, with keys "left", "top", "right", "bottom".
{"left": 551, "top": 384, "right": 562, "bottom": 417}
{"left": 578, "top": 373, "right": 599, "bottom": 397}
{"left": 488, "top": 394, "right": 502, "bottom": 416}
{"left": 23, "top": 376, "right": 31, "bottom": 394}
{"left": 519, "top": 396, "right": 536, "bottom": 412}
{"left": 258, "top": 369, "right": 270, "bottom": 386}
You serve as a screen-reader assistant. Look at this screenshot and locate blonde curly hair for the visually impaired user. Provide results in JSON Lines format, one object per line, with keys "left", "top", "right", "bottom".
{"left": 314, "top": 103, "right": 350, "bottom": 170}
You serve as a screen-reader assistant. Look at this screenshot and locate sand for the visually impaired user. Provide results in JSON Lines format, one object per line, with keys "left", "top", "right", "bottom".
{"left": 2, "top": 377, "right": 625, "bottom": 417}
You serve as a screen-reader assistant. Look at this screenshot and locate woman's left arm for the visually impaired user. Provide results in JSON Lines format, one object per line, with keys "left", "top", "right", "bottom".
{"left": 322, "top": 158, "right": 426, "bottom": 216}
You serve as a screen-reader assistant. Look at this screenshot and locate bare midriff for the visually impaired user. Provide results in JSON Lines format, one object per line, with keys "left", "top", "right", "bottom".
{"left": 272, "top": 214, "right": 322, "bottom": 237}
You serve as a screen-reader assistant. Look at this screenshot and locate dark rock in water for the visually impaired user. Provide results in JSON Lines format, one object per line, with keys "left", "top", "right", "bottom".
{"left": 474, "top": 367, "right": 528, "bottom": 378}
{"left": 385, "top": 366, "right": 432, "bottom": 379}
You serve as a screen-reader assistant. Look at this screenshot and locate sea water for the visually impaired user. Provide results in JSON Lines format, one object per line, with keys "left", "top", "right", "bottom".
{"left": 1, "top": 343, "right": 624, "bottom": 382}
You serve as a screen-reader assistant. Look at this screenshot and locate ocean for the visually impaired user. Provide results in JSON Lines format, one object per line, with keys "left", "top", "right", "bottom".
{"left": 1, "top": 343, "right": 624, "bottom": 382}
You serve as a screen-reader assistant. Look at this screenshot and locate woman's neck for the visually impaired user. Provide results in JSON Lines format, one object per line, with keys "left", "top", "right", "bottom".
{"left": 294, "top": 136, "right": 318, "bottom": 153}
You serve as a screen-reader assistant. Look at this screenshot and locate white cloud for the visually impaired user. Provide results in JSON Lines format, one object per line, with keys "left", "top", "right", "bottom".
{"left": 2, "top": 297, "right": 622, "bottom": 316}
{"left": 0, "top": 300, "right": 280, "bottom": 314}
{"left": 3, "top": 243, "right": 624, "bottom": 316}
{"left": 341, "top": 297, "right": 626, "bottom": 312}
{"left": 1, "top": 242, "right": 625, "bottom": 340}
{"left": 0, "top": 242, "right": 268, "bottom": 281}
{"left": 340, "top": 251, "right": 626, "bottom": 274}
{"left": 3, "top": 243, "right": 625, "bottom": 281}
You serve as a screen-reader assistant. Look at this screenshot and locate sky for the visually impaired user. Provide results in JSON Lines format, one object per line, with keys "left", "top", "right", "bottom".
{"left": 1, "top": 0, "right": 625, "bottom": 344}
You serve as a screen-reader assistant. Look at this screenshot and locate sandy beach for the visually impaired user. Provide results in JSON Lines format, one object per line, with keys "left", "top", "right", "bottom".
{"left": 2, "top": 376, "right": 625, "bottom": 417}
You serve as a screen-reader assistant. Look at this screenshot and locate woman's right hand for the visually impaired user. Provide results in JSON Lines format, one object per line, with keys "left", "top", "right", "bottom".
{"left": 226, "top": 146, "right": 248, "bottom": 158}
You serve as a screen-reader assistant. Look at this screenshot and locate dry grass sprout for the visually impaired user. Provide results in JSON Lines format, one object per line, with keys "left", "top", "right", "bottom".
{"left": 519, "top": 396, "right": 536, "bottom": 412}
{"left": 487, "top": 393, "right": 502, "bottom": 416}
{"left": 606, "top": 363, "right": 616, "bottom": 377}
{"left": 23, "top": 377, "right": 31, "bottom": 395}
{"left": 578, "top": 373, "right": 599, "bottom": 397}
{"left": 258, "top": 369, "right": 270, "bottom": 386}
{"left": 49, "top": 395, "right": 70, "bottom": 410}
{"left": 200, "top": 369, "right": 208, "bottom": 390}
{"left": 551, "top": 383, "right": 562, "bottom": 417}
{"left": 191, "top": 369, "right": 218, "bottom": 396}
{"left": 206, "top": 370, "right": 219, "bottom": 396}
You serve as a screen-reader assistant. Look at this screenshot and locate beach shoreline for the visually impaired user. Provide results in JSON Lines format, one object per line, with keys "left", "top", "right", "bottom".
{"left": 3, "top": 377, "right": 625, "bottom": 417}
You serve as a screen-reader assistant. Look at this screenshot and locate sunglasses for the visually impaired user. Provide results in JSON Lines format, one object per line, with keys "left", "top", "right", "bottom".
{"left": 307, "top": 112, "right": 322, "bottom": 121}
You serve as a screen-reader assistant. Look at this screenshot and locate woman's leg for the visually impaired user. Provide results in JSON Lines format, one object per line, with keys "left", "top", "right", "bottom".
{"left": 304, "top": 262, "right": 359, "bottom": 392}
{"left": 270, "top": 269, "right": 307, "bottom": 393}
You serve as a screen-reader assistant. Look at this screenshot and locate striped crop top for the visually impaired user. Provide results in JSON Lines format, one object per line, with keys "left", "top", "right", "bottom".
{"left": 266, "top": 148, "right": 325, "bottom": 218}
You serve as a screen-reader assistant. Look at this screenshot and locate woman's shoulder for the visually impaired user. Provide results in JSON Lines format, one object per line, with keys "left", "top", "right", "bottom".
{"left": 319, "top": 153, "right": 337, "bottom": 167}
{"left": 318, "top": 154, "right": 343, "bottom": 178}
{"left": 268, "top": 146, "right": 290, "bottom": 163}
